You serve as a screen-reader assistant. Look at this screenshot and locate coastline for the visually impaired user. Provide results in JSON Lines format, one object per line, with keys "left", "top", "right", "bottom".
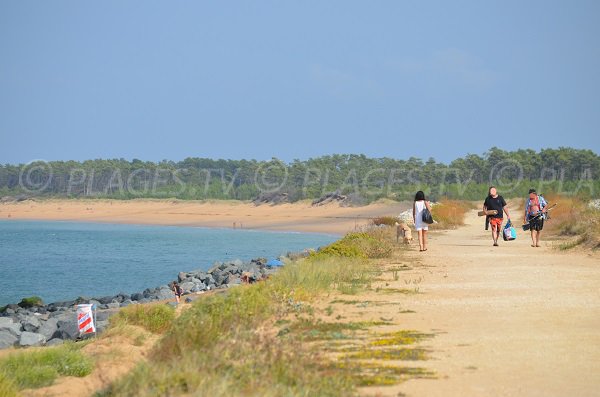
{"left": 0, "top": 198, "right": 409, "bottom": 235}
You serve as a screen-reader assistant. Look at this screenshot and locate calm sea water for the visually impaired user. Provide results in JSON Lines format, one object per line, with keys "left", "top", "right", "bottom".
{"left": 0, "top": 220, "right": 337, "bottom": 306}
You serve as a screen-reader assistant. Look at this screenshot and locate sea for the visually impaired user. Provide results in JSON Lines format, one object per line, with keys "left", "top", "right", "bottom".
{"left": 0, "top": 220, "right": 337, "bottom": 306}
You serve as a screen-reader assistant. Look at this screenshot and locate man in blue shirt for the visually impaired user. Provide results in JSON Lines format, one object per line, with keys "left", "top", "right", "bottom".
{"left": 524, "top": 188, "right": 548, "bottom": 247}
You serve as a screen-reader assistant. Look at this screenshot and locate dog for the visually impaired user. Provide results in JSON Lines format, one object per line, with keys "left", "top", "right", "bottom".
{"left": 395, "top": 222, "right": 413, "bottom": 244}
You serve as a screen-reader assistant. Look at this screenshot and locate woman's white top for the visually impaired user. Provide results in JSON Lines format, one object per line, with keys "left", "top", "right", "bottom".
{"left": 414, "top": 200, "right": 428, "bottom": 231}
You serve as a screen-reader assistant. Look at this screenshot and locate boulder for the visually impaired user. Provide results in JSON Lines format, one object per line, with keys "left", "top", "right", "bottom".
{"left": 98, "top": 296, "right": 115, "bottom": 305}
{"left": 22, "top": 315, "right": 41, "bottom": 332}
{"left": 191, "top": 282, "right": 207, "bottom": 293}
{"left": 115, "top": 293, "right": 130, "bottom": 303}
{"left": 203, "top": 274, "right": 215, "bottom": 286}
{"left": 131, "top": 292, "right": 144, "bottom": 301}
{"left": 55, "top": 314, "right": 79, "bottom": 340}
{"left": 178, "top": 272, "right": 188, "bottom": 282}
{"left": 179, "top": 282, "right": 195, "bottom": 293}
{"left": 106, "top": 302, "right": 120, "bottom": 310}
{"left": 96, "top": 309, "right": 119, "bottom": 323}
{"left": 37, "top": 318, "right": 59, "bottom": 340}
{"left": 0, "top": 331, "right": 18, "bottom": 349}
{"left": 0, "top": 317, "right": 22, "bottom": 337}
{"left": 154, "top": 288, "right": 174, "bottom": 301}
{"left": 19, "top": 331, "right": 46, "bottom": 347}
{"left": 46, "top": 338, "right": 64, "bottom": 346}
{"left": 120, "top": 299, "right": 133, "bottom": 307}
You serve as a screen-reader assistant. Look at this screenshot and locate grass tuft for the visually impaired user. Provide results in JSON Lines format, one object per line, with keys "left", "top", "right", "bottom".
{"left": 109, "top": 303, "right": 175, "bottom": 334}
{"left": 0, "top": 342, "right": 92, "bottom": 390}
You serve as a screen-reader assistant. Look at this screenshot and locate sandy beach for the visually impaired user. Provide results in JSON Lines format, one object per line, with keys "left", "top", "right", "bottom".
{"left": 0, "top": 199, "right": 409, "bottom": 235}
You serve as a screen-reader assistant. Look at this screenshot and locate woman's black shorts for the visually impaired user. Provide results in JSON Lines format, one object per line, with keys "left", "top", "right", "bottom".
{"left": 529, "top": 217, "right": 544, "bottom": 231}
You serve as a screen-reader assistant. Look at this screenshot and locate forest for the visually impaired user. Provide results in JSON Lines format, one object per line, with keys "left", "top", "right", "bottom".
{"left": 1, "top": 147, "right": 598, "bottom": 202}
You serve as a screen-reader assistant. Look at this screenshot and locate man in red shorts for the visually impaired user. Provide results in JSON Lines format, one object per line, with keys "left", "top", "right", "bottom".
{"left": 483, "top": 186, "right": 511, "bottom": 246}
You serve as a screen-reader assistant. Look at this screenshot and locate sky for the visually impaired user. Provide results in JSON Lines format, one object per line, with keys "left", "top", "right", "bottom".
{"left": 1, "top": 0, "right": 599, "bottom": 165}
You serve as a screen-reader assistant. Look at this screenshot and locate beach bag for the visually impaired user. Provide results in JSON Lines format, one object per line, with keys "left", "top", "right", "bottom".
{"left": 503, "top": 220, "right": 517, "bottom": 241}
{"left": 422, "top": 207, "right": 434, "bottom": 224}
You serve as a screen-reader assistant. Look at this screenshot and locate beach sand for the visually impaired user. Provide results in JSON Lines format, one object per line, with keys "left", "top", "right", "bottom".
{"left": 0, "top": 199, "right": 409, "bottom": 235}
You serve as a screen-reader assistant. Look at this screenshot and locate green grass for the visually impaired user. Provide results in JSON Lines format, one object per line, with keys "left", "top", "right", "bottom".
{"left": 98, "top": 283, "right": 356, "bottom": 397}
{"left": 281, "top": 319, "right": 390, "bottom": 341}
{"left": 108, "top": 303, "right": 176, "bottom": 334}
{"left": 0, "top": 342, "right": 93, "bottom": 390}
{"left": 0, "top": 371, "right": 19, "bottom": 397}
{"left": 370, "top": 330, "right": 433, "bottom": 346}
{"left": 18, "top": 296, "right": 44, "bottom": 308}
{"left": 344, "top": 347, "right": 428, "bottom": 361}
{"left": 327, "top": 361, "right": 435, "bottom": 386}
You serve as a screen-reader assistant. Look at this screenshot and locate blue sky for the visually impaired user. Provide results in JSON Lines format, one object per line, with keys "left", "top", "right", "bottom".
{"left": 1, "top": 0, "right": 599, "bottom": 164}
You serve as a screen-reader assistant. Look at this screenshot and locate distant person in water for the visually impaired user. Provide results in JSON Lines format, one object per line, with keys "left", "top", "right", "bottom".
{"left": 524, "top": 188, "right": 548, "bottom": 247}
{"left": 413, "top": 191, "right": 432, "bottom": 252}
{"left": 483, "top": 186, "right": 511, "bottom": 246}
{"left": 171, "top": 281, "right": 182, "bottom": 304}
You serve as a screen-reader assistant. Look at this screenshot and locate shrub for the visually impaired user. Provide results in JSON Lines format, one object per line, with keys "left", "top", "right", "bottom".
{"left": 372, "top": 216, "right": 397, "bottom": 226}
{"left": 109, "top": 303, "right": 175, "bottom": 334}
{"left": 430, "top": 200, "right": 474, "bottom": 229}
{"left": 311, "top": 231, "right": 394, "bottom": 260}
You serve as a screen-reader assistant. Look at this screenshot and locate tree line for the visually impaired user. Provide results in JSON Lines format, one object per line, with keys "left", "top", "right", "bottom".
{"left": 1, "top": 147, "right": 598, "bottom": 202}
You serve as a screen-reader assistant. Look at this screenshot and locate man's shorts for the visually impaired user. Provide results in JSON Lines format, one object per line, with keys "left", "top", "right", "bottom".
{"left": 529, "top": 218, "right": 544, "bottom": 231}
{"left": 489, "top": 217, "right": 503, "bottom": 228}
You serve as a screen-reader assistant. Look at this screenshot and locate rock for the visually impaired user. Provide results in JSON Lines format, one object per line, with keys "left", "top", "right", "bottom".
{"left": 96, "top": 309, "right": 118, "bottom": 323}
{"left": 0, "top": 331, "right": 18, "bottom": 349}
{"left": 131, "top": 292, "right": 144, "bottom": 301}
{"left": 185, "top": 297, "right": 193, "bottom": 303}
{"left": 154, "top": 288, "right": 174, "bottom": 301}
{"left": 46, "top": 338, "right": 64, "bottom": 346}
{"left": 0, "top": 317, "right": 22, "bottom": 337}
{"left": 204, "top": 274, "right": 215, "bottom": 286}
{"left": 179, "top": 282, "right": 195, "bottom": 293}
{"left": 106, "top": 302, "right": 120, "bottom": 310}
{"left": 37, "top": 318, "right": 59, "bottom": 340}
{"left": 120, "top": 299, "right": 133, "bottom": 307}
{"left": 191, "top": 282, "right": 207, "bottom": 293}
{"left": 116, "top": 293, "right": 130, "bottom": 303}
{"left": 22, "top": 315, "right": 41, "bottom": 332}
{"left": 96, "top": 320, "right": 110, "bottom": 334}
{"left": 213, "top": 273, "right": 226, "bottom": 286}
{"left": 19, "top": 331, "right": 46, "bottom": 347}
{"left": 178, "top": 272, "right": 188, "bottom": 282}
{"left": 98, "top": 296, "right": 115, "bottom": 305}
{"left": 88, "top": 299, "right": 101, "bottom": 307}
{"left": 55, "top": 314, "right": 79, "bottom": 340}
{"left": 231, "top": 259, "right": 244, "bottom": 267}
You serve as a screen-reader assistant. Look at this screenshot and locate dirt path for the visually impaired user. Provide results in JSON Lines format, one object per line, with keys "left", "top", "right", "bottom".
{"left": 329, "top": 207, "right": 600, "bottom": 397}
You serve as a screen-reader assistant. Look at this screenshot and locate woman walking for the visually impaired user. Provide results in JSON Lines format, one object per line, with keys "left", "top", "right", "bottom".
{"left": 413, "top": 191, "right": 432, "bottom": 252}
